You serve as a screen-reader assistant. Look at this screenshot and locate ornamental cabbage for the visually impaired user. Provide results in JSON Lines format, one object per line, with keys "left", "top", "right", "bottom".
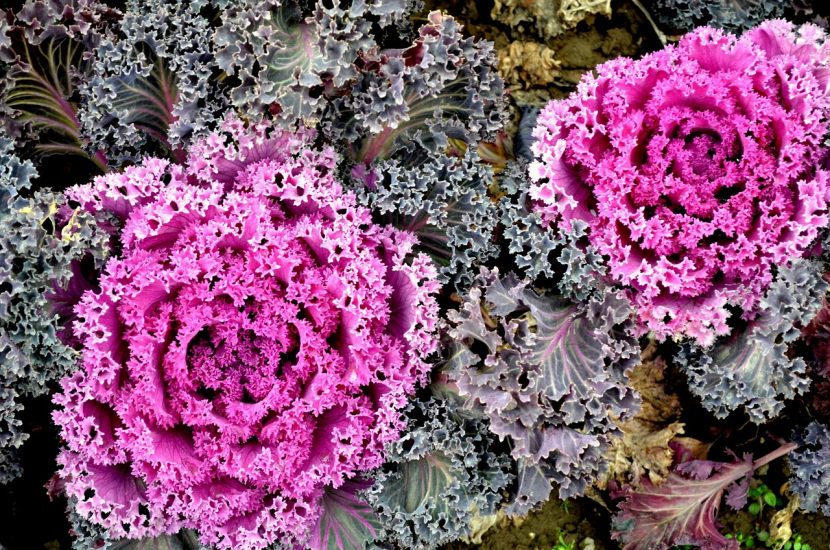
{"left": 52, "top": 118, "right": 439, "bottom": 549}
{"left": 528, "top": 21, "right": 830, "bottom": 345}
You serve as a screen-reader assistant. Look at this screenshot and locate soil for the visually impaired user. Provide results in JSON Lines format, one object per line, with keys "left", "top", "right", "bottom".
{"left": 445, "top": 496, "right": 614, "bottom": 550}
{"left": 719, "top": 509, "right": 830, "bottom": 549}
{"left": 794, "top": 513, "right": 830, "bottom": 548}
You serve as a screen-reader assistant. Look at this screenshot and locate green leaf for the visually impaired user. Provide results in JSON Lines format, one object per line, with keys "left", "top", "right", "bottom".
{"left": 102, "top": 54, "right": 178, "bottom": 150}
{"left": 3, "top": 36, "right": 106, "bottom": 171}
{"left": 107, "top": 529, "right": 200, "bottom": 549}
{"left": 308, "top": 479, "right": 380, "bottom": 550}
{"left": 378, "top": 452, "right": 454, "bottom": 516}
{"left": 763, "top": 492, "right": 777, "bottom": 507}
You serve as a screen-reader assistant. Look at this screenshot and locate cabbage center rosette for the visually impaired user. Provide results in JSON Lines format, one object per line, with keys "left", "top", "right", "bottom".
{"left": 52, "top": 121, "right": 439, "bottom": 549}
{"left": 528, "top": 21, "right": 830, "bottom": 344}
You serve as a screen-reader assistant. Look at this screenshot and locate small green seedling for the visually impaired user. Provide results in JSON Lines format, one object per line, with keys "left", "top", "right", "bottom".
{"left": 725, "top": 529, "right": 813, "bottom": 549}
{"left": 780, "top": 534, "right": 812, "bottom": 550}
{"left": 551, "top": 532, "right": 576, "bottom": 550}
{"left": 726, "top": 531, "right": 757, "bottom": 548}
{"left": 748, "top": 483, "right": 780, "bottom": 516}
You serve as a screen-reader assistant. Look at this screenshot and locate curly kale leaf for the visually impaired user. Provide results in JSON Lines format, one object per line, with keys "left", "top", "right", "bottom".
{"left": 790, "top": 422, "right": 830, "bottom": 516}
{"left": 309, "top": 480, "right": 381, "bottom": 550}
{"left": 335, "top": 11, "right": 506, "bottom": 163}
{"left": 446, "top": 268, "right": 640, "bottom": 505}
{"left": 80, "top": 0, "right": 224, "bottom": 166}
{"left": 366, "top": 396, "right": 513, "bottom": 549}
{"left": 0, "top": 139, "right": 108, "bottom": 483}
{"left": 215, "top": 0, "right": 413, "bottom": 126}
{"left": 356, "top": 150, "right": 500, "bottom": 289}
{"left": 498, "top": 161, "right": 606, "bottom": 297}
{"left": 677, "top": 259, "right": 827, "bottom": 423}
{"left": 66, "top": 494, "right": 205, "bottom": 550}
{"left": 0, "top": 0, "right": 118, "bottom": 170}
{"left": 645, "top": 0, "right": 786, "bottom": 34}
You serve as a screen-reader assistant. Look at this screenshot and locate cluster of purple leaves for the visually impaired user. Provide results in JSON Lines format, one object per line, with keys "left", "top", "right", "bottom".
{"left": 613, "top": 442, "right": 797, "bottom": 550}
{"left": 445, "top": 268, "right": 641, "bottom": 508}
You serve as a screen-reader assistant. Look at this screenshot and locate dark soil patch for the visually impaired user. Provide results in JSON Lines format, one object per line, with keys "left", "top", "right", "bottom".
{"left": 445, "top": 497, "right": 616, "bottom": 550}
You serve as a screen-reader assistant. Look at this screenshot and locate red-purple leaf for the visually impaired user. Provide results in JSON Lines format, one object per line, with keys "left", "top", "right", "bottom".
{"left": 612, "top": 443, "right": 795, "bottom": 550}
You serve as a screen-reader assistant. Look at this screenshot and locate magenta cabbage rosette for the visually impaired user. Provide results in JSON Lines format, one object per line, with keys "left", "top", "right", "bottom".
{"left": 51, "top": 118, "right": 439, "bottom": 549}
{"left": 528, "top": 21, "right": 830, "bottom": 344}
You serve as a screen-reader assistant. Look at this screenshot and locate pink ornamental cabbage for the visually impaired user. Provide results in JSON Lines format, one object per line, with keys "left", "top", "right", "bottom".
{"left": 52, "top": 118, "right": 439, "bottom": 549}
{"left": 528, "top": 21, "right": 830, "bottom": 344}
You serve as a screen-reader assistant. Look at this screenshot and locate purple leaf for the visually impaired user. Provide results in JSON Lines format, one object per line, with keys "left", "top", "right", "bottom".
{"left": 613, "top": 443, "right": 795, "bottom": 550}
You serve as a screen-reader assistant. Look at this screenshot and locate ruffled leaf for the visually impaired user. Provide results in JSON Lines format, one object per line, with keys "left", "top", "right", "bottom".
{"left": 677, "top": 260, "right": 827, "bottom": 422}
{"left": 367, "top": 396, "right": 512, "bottom": 548}
{"left": 109, "top": 530, "right": 200, "bottom": 550}
{"left": 80, "top": 0, "right": 224, "bottom": 166}
{"left": 447, "top": 268, "right": 640, "bottom": 503}
{"left": 789, "top": 422, "right": 830, "bottom": 516}
{"left": 1, "top": 0, "right": 117, "bottom": 170}
{"left": 354, "top": 150, "right": 500, "bottom": 289}
{"left": 337, "top": 11, "right": 505, "bottom": 163}
{"left": 0, "top": 138, "right": 108, "bottom": 483}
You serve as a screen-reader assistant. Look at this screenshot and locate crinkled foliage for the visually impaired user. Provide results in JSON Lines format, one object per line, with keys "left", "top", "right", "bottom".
{"left": 612, "top": 443, "right": 796, "bottom": 550}
{"left": 529, "top": 21, "right": 830, "bottom": 345}
{"left": 338, "top": 11, "right": 505, "bottom": 163}
{"left": 790, "top": 422, "right": 830, "bottom": 516}
{"left": 446, "top": 268, "right": 640, "bottom": 505}
{"left": 215, "top": 3, "right": 504, "bottom": 162}
{"left": 0, "top": 138, "right": 108, "bottom": 483}
{"left": 54, "top": 118, "right": 439, "bottom": 550}
{"left": 215, "top": 0, "right": 411, "bottom": 126}
{"left": 676, "top": 259, "right": 827, "bottom": 422}
{"left": 646, "top": 0, "right": 785, "bottom": 34}
{"left": 80, "top": 0, "right": 225, "bottom": 166}
{"left": 356, "top": 150, "right": 500, "bottom": 289}
{"left": 65, "top": 494, "right": 205, "bottom": 550}
{"left": 366, "top": 396, "right": 512, "bottom": 549}
{"left": 498, "top": 161, "right": 563, "bottom": 282}
{"left": 499, "top": 161, "right": 606, "bottom": 299}
{"left": 308, "top": 479, "right": 381, "bottom": 550}
{"left": 803, "top": 293, "right": 830, "bottom": 417}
